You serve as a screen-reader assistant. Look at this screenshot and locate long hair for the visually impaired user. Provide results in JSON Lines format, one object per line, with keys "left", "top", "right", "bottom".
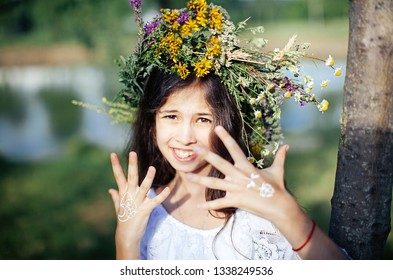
{"left": 124, "top": 69, "right": 245, "bottom": 217}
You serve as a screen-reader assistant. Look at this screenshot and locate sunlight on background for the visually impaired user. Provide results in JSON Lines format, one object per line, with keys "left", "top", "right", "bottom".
{"left": 0, "top": 0, "right": 391, "bottom": 259}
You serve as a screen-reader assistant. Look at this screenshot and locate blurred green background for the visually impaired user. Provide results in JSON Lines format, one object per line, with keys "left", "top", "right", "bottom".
{"left": 0, "top": 0, "right": 391, "bottom": 259}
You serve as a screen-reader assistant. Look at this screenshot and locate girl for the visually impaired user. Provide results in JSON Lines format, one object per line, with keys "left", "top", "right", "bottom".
{"left": 108, "top": 70, "right": 346, "bottom": 260}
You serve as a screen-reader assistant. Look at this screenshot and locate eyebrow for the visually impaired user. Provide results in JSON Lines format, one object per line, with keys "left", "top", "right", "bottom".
{"left": 158, "top": 110, "right": 178, "bottom": 114}
{"left": 158, "top": 110, "right": 213, "bottom": 116}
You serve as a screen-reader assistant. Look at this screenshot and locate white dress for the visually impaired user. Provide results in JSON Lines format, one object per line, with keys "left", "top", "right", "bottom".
{"left": 140, "top": 190, "right": 299, "bottom": 260}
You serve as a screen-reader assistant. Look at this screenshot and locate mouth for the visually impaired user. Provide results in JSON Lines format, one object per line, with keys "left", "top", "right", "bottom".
{"left": 172, "top": 148, "right": 196, "bottom": 161}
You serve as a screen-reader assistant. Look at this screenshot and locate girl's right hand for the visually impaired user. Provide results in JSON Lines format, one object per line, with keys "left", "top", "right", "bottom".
{"left": 108, "top": 151, "right": 171, "bottom": 259}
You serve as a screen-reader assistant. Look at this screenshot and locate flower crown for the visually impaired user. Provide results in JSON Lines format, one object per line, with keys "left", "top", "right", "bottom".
{"left": 115, "top": 0, "right": 341, "bottom": 167}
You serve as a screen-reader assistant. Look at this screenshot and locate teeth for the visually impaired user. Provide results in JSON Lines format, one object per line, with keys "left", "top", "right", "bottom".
{"left": 174, "top": 149, "right": 194, "bottom": 159}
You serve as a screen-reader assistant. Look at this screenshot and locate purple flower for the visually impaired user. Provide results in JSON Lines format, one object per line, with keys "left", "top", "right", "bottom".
{"left": 285, "top": 84, "right": 295, "bottom": 91}
{"left": 176, "top": 12, "right": 189, "bottom": 24}
{"left": 145, "top": 19, "right": 160, "bottom": 35}
{"left": 129, "top": 0, "right": 142, "bottom": 8}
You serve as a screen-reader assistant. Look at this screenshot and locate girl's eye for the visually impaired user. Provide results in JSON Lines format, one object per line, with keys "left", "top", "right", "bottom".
{"left": 163, "top": 115, "right": 177, "bottom": 120}
{"left": 197, "top": 117, "right": 212, "bottom": 124}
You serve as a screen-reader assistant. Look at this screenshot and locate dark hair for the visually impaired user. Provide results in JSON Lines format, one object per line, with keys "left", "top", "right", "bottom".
{"left": 125, "top": 68, "right": 245, "bottom": 217}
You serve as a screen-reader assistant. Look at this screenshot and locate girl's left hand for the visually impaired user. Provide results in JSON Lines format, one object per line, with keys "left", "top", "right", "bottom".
{"left": 187, "top": 126, "right": 302, "bottom": 225}
{"left": 188, "top": 127, "right": 349, "bottom": 260}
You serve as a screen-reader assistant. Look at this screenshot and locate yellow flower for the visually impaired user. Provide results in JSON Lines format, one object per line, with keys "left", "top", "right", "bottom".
{"left": 187, "top": 0, "right": 207, "bottom": 11}
{"left": 267, "top": 83, "right": 275, "bottom": 92}
{"left": 180, "top": 19, "right": 199, "bottom": 37}
{"left": 171, "top": 21, "right": 181, "bottom": 31}
{"left": 249, "top": 98, "right": 257, "bottom": 105}
{"left": 206, "top": 36, "right": 222, "bottom": 57}
{"left": 325, "top": 55, "right": 335, "bottom": 67}
{"left": 174, "top": 63, "right": 190, "bottom": 79}
{"left": 254, "top": 110, "right": 262, "bottom": 119}
{"left": 194, "top": 57, "right": 213, "bottom": 77}
{"left": 160, "top": 32, "right": 183, "bottom": 59}
{"left": 209, "top": 7, "right": 223, "bottom": 31}
{"left": 161, "top": 32, "right": 174, "bottom": 45}
{"left": 318, "top": 99, "right": 329, "bottom": 112}
{"left": 180, "top": 26, "right": 192, "bottom": 38}
{"left": 334, "top": 67, "right": 342, "bottom": 76}
{"left": 247, "top": 156, "right": 256, "bottom": 164}
{"left": 196, "top": 9, "right": 208, "bottom": 27}
{"left": 305, "top": 81, "right": 314, "bottom": 94}
{"left": 161, "top": 9, "right": 180, "bottom": 24}
{"left": 284, "top": 91, "right": 292, "bottom": 99}
{"left": 251, "top": 144, "right": 262, "bottom": 156}
{"left": 321, "top": 80, "right": 329, "bottom": 88}
{"left": 256, "top": 94, "right": 264, "bottom": 102}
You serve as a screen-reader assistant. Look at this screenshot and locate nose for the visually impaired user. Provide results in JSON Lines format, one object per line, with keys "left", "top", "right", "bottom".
{"left": 176, "top": 123, "right": 197, "bottom": 145}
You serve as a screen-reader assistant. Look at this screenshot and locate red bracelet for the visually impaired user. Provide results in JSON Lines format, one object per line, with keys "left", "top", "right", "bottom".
{"left": 292, "top": 220, "right": 316, "bottom": 252}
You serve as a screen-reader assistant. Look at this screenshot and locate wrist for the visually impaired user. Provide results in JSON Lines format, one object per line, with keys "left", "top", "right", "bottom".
{"left": 270, "top": 192, "right": 308, "bottom": 229}
{"left": 115, "top": 230, "right": 141, "bottom": 260}
{"left": 292, "top": 219, "right": 316, "bottom": 252}
{"left": 115, "top": 228, "right": 142, "bottom": 245}
{"left": 276, "top": 212, "right": 315, "bottom": 252}
{"left": 268, "top": 198, "right": 314, "bottom": 250}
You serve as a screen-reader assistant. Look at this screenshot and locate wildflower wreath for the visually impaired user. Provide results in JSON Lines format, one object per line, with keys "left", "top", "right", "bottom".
{"left": 87, "top": 0, "right": 341, "bottom": 167}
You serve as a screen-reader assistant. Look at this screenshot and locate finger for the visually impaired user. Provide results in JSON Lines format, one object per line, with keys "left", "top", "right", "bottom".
{"left": 110, "top": 153, "right": 127, "bottom": 190}
{"left": 127, "top": 151, "right": 139, "bottom": 189}
{"left": 197, "top": 197, "right": 232, "bottom": 211}
{"left": 146, "top": 187, "right": 171, "bottom": 211}
{"left": 194, "top": 145, "right": 245, "bottom": 179}
{"left": 108, "top": 188, "right": 120, "bottom": 213}
{"left": 138, "top": 166, "right": 156, "bottom": 198}
{"left": 214, "top": 126, "right": 254, "bottom": 170}
{"left": 187, "top": 173, "right": 238, "bottom": 192}
{"left": 271, "top": 145, "right": 289, "bottom": 170}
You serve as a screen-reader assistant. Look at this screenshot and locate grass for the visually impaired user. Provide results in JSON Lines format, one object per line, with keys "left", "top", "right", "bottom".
{"left": 0, "top": 140, "right": 117, "bottom": 259}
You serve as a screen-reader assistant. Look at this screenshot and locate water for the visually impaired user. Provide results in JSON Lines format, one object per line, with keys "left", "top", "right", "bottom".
{"left": 0, "top": 62, "right": 345, "bottom": 162}
{"left": 0, "top": 66, "right": 128, "bottom": 161}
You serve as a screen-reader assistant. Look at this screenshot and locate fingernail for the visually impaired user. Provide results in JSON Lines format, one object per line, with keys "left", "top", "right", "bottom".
{"left": 197, "top": 203, "right": 206, "bottom": 209}
{"left": 285, "top": 145, "right": 290, "bottom": 152}
{"left": 193, "top": 145, "right": 203, "bottom": 154}
{"left": 186, "top": 173, "right": 196, "bottom": 181}
{"left": 215, "top": 126, "right": 224, "bottom": 133}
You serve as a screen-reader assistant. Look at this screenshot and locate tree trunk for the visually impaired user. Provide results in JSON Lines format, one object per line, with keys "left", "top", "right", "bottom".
{"left": 329, "top": 0, "right": 393, "bottom": 259}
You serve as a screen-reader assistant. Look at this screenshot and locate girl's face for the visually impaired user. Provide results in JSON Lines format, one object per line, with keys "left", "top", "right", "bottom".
{"left": 155, "top": 83, "right": 213, "bottom": 175}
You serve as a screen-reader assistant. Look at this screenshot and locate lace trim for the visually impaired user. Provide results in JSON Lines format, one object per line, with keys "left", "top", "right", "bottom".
{"left": 141, "top": 190, "right": 299, "bottom": 260}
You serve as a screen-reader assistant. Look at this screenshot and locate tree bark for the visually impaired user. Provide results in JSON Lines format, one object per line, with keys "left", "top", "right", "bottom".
{"left": 330, "top": 0, "right": 393, "bottom": 259}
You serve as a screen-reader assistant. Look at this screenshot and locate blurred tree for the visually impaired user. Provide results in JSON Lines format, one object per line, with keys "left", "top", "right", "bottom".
{"left": 330, "top": 0, "right": 393, "bottom": 259}
{"left": 306, "top": 0, "right": 324, "bottom": 25}
{"left": 0, "top": 0, "right": 348, "bottom": 50}
{"left": 157, "top": 0, "right": 171, "bottom": 8}
{"left": 0, "top": 0, "right": 35, "bottom": 35}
